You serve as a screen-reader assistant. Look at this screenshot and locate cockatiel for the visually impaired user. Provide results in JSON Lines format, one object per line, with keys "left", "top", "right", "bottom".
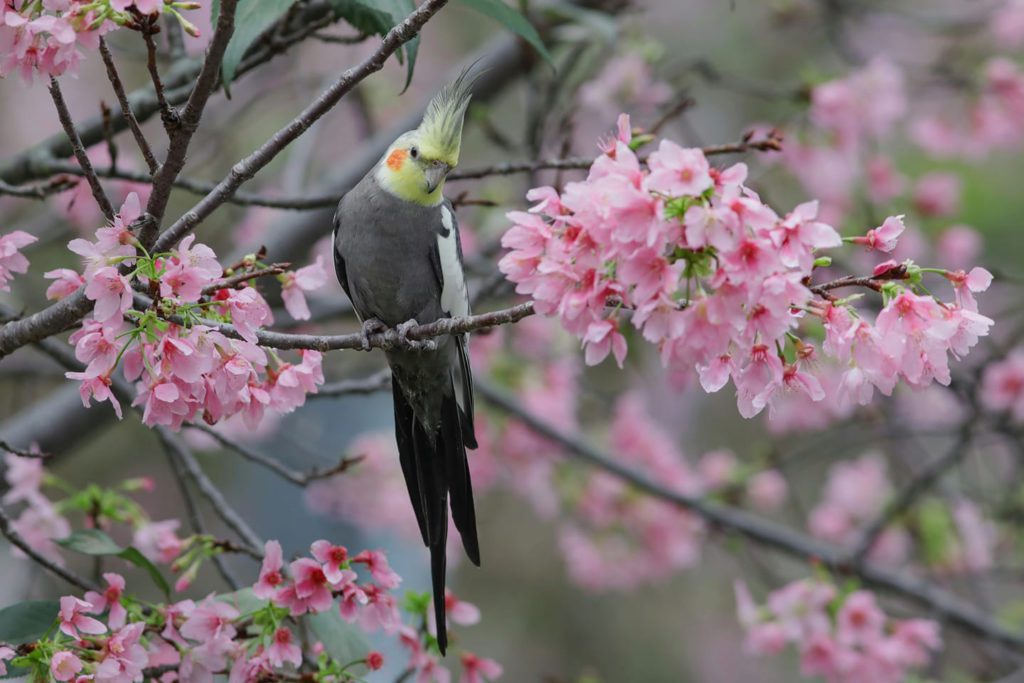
{"left": 332, "top": 69, "right": 479, "bottom": 655}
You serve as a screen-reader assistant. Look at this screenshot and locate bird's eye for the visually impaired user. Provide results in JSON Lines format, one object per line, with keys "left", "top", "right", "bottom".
{"left": 432, "top": 159, "right": 442, "bottom": 168}
{"left": 409, "top": 146, "right": 419, "bottom": 159}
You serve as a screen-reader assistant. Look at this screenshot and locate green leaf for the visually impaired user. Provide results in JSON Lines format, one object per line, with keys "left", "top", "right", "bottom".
{"left": 57, "top": 530, "right": 171, "bottom": 598}
{"left": 456, "top": 0, "right": 554, "bottom": 65}
{"left": 57, "top": 529, "right": 122, "bottom": 555}
{"left": 307, "top": 604, "right": 368, "bottom": 663}
{"left": 0, "top": 601, "right": 58, "bottom": 644}
{"left": 329, "top": 0, "right": 419, "bottom": 91}
{"left": 220, "top": 0, "right": 300, "bottom": 90}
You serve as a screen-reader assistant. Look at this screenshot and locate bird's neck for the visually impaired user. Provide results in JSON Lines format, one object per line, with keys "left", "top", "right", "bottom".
{"left": 375, "top": 164, "right": 444, "bottom": 206}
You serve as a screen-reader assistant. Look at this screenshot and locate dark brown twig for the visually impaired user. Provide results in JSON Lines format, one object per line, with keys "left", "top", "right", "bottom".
{"left": 99, "top": 38, "right": 159, "bottom": 174}
{"left": 201, "top": 264, "right": 289, "bottom": 295}
{"left": 47, "top": 77, "right": 116, "bottom": 221}
{"left": 0, "top": 440, "right": 49, "bottom": 459}
{"left": 143, "top": 28, "right": 177, "bottom": 131}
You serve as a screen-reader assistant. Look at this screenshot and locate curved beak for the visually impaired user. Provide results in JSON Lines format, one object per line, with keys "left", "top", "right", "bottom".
{"left": 424, "top": 163, "right": 451, "bottom": 194}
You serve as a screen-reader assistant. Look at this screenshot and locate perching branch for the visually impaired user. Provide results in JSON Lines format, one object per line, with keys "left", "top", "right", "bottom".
{"left": 475, "top": 380, "right": 1024, "bottom": 651}
{"left": 158, "top": 301, "right": 536, "bottom": 352}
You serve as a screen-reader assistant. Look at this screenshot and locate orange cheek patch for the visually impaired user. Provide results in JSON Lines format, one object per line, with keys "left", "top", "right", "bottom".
{"left": 386, "top": 148, "right": 408, "bottom": 171}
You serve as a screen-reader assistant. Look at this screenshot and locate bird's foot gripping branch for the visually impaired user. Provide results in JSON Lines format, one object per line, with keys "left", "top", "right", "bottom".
{"left": 500, "top": 114, "right": 994, "bottom": 420}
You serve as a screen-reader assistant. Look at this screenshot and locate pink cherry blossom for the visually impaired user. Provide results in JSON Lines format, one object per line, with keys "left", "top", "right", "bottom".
{"left": 0, "top": 646, "right": 14, "bottom": 676}
{"left": 276, "top": 558, "right": 333, "bottom": 615}
{"left": 311, "top": 539, "right": 349, "bottom": 585}
{"left": 84, "top": 266, "right": 133, "bottom": 323}
{"left": 352, "top": 549, "right": 401, "bottom": 589}
{"left": 180, "top": 596, "right": 238, "bottom": 641}
{"left": 852, "top": 215, "right": 905, "bottom": 252}
{"left": 254, "top": 539, "right": 286, "bottom": 599}
{"left": 912, "top": 172, "right": 961, "bottom": 217}
{"left": 95, "top": 622, "right": 147, "bottom": 683}
{"left": 644, "top": 139, "right": 713, "bottom": 197}
{"left": 85, "top": 572, "right": 127, "bottom": 629}
{"left": 981, "top": 348, "right": 1024, "bottom": 420}
{"left": 459, "top": 652, "right": 503, "bottom": 683}
{"left": 44, "top": 268, "right": 86, "bottom": 300}
{"left": 281, "top": 256, "right": 328, "bottom": 320}
{"left": 59, "top": 596, "right": 107, "bottom": 639}
{"left": 746, "top": 470, "right": 788, "bottom": 512}
{"left": 133, "top": 519, "right": 183, "bottom": 563}
{"left": 0, "top": 230, "right": 37, "bottom": 291}
{"left": 50, "top": 651, "right": 83, "bottom": 681}
{"left": 266, "top": 627, "right": 302, "bottom": 668}
{"left": 2, "top": 451, "right": 44, "bottom": 505}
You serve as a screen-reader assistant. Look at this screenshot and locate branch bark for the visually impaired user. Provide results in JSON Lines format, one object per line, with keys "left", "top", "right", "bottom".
{"left": 475, "top": 380, "right": 1024, "bottom": 651}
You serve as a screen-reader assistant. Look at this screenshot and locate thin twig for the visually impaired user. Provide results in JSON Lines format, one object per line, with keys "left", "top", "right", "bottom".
{"left": 312, "top": 31, "right": 370, "bottom": 44}
{"left": 157, "top": 427, "right": 263, "bottom": 554}
{"left": 0, "top": 505, "right": 98, "bottom": 592}
{"left": 186, "top": 423, "right": 364, "bottom": 486}
{"left": 201, "top": 264, "right": 289, "bottom": 295}
{"left": 143, "top": 29, "right": 177, "bottom": 131}
{"left": 0, "top": 175, "right": 77, "bottom": 199}
{"left": 849, "top": 423, "right": 975, "bottom": 563}
{"left": 447, "top": 137, "right": 783, "bottom": 181}
{"left": 476, "top": 380, "right": 1024, "bottom": 651}
{"left": 99, "top": 38, "right": 159, "bottom": 174}
{"left": 47, "top": 77, "right": 116, "bottom": 221}
{"left": 155, "top": 426, "right": 243, "bottom": 589}
{"left": 143, "top": 0, "right": 240, "bottom": 245}
{"left": 0, "top": 440, "right": 49, "bottom": 459}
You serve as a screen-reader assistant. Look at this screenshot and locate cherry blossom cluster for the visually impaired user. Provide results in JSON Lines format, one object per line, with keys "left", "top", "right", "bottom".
{"left": 808, "top": 452, "right": 998, "bottom": 574}
{"left": 734, "top": 578, "right": 941, "bottom": 683}
{"left": 0, "top": 537, "right": 501, "bottom": 683}
{"left": 1, "top": 448, "right": 175, "bottom": 570}
{"left": 500, "top": 115, "right": 994, "bottom": 421}
{"left": 58, "top": 193, "right": 327, "bottom": 429}
{"left": 0, "top": 0, "right": 201, "bottom": 83}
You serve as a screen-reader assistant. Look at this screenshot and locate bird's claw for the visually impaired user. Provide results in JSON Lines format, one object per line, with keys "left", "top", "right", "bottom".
{"left": 397, "top": 319, "right": 436, "bottom": 352}
{"left": 359, "top": 318, "right": 387, "bottom": 351}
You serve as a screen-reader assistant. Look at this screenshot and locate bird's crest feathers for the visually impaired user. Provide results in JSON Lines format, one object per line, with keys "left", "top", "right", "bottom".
{"left": 416, "top": 66, "right": 477, "bottom": 166}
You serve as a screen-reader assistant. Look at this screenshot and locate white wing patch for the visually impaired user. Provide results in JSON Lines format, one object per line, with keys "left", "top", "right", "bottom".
{"left": 438, "top": 205, "right": 469, "bottom": 318}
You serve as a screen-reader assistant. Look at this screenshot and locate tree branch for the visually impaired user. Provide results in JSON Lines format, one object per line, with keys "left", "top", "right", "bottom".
{"left": 447, "top": 137, "right": 783, "bottom": 181}
{"left": 0, "top": 505, "right": 98, "bottom": 592}
{"left": 143, "top": 0, "right": 239, "bottom": 246}
{"left": 475, "top": 380, "right": 1024, "bottom": 651}
{"left": 99, "top": 38, "right": 159, "bottom": 174}
{"left": 154, "top": 426, "right": 263, "bottom": 554}
{"left": 185, "top": 423, "right": 363, "bottom": 487}
{"left": 849, "top": 423, "right": 975, "bottom": 563}
{"left": 154, "top": 426, "right": 243, "bottom": 589}
{"left": 47, "top": 77, "right": 116, "bottom": 221}
{"left": 151, "top": 0, "right": 450, "bottom": 254}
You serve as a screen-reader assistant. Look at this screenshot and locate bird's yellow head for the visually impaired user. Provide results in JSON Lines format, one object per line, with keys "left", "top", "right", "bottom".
{"left": 376, "top": 68, "right": 475, "bottom": 206}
